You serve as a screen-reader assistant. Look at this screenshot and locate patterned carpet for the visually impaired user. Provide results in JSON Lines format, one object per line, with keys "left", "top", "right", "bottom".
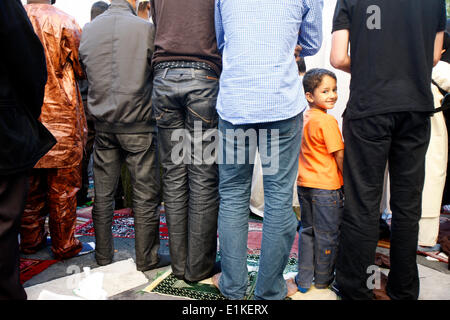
{"left": 144, "top": 219, "right": 299, "bottom": 300}
{"left": 75, "top": 207, "right": 169, "bottom": 240}
{"left": 19, "top": 258, "right": 59, "bottom": 284}
{"left": 145, "top": 254, "right": 298, "bottom": 300}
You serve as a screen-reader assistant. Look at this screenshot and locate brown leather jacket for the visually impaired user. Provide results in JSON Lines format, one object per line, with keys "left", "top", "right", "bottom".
{"left": 25, "top": 4, "right": 87, "bottom": 169}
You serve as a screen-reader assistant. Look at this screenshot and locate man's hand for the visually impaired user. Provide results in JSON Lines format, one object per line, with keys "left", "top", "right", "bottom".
{"left": 295, "top": 45, "right": 302, "bottom": 61}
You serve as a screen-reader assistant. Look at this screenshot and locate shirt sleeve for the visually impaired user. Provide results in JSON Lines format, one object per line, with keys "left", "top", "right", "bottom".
{"left": 322, "top": 116, "right": 344, "bottom": 154}
{"left": 215, "top": 0, "right": 225, "bottom": 53}
{"left": 332, "top": 0, "right": 351, "bottom": 33}
{"left": 148, "top": 22, "right": 156, "bottom": 53}
{"left": 298, "top": 0, "right": 323, "bottom": 57}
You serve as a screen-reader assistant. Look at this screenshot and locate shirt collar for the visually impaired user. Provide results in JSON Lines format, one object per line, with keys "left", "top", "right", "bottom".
{"left": 110, "top": 0, "right": 137, "bottom": 16}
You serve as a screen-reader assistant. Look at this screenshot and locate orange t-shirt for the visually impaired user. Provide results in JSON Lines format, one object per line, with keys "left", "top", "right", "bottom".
{"left": 297, "top": 108, "right": 344, "bottom": 190}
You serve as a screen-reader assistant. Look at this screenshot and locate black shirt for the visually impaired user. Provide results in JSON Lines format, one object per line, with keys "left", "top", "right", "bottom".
{"left": 150, "top": 0, "right": 222, "bottom": 76}
{"left": 332, "top": 0, "right": 447, "bottom": 120}
{"left": 0, "top": 0, "right": 56, "bottom": 174}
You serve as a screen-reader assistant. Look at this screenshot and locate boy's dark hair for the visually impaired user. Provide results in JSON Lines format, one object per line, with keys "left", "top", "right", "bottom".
{"left": 91, "top": 1, "right": 109, "bottom": 21}
{"left": 302, "top": 68, "right": 337, "bottom": 94}
{"left": 297, "top": 57, "right": 306, "bottom": 74}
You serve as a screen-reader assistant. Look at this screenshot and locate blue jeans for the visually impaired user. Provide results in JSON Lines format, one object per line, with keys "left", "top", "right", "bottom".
{"left": 295, "top": 187, "right": 344, "bottom": 289}
{"left": 217, "top": 113, "right": 302, "bottom": 300}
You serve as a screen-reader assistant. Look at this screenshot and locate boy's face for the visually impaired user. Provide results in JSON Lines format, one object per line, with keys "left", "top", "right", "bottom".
{"left": 306, "top": 75, "right": 338, "bottom": 110}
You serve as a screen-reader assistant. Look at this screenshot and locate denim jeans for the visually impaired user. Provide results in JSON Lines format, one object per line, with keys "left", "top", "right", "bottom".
{"left": 295, "top": 187, "right": 344, "bottom": 289}
{"left": 217, "top": 112, "right": 302, "bottom": 300}
{"left": 92, "top": 131, "right": 161, "bottom": 271}
{"left": 337, "top": 112, "right": 430, "bottom": 300}
{"left": 152, "top": 67, "right": 219, "bottom": 282}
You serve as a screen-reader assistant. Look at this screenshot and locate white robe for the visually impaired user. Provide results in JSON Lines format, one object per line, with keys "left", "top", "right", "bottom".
{"left": 418, "top": 61, "right": 450, "bottom": 246}
{"left": 381, "top": 61, "right": 450, "bottom": 247}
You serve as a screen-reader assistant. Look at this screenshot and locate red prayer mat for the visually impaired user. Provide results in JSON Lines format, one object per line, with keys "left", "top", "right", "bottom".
{"left": 247, "top": 221, "right": 299, "bottom": 258}
{"left": 19, "top": 258, "right": 59, "bottom": 284}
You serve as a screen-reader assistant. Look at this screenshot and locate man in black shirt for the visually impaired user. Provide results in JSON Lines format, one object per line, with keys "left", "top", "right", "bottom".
{"left": 149, "top": 0, "right": 221, "bottom": 282}
{"left": 330, "top": 0, "right": 446, "bottom": 300}
{"left": 0, "top": 0, "right": 56, "bottom": 299}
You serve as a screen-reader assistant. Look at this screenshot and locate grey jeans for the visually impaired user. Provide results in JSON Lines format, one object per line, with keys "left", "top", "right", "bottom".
{"left": 152, "top": 67, "right": 219, "bottom": 282}
{"left": 92, "top": 131, "right": 161, "bottom": 271}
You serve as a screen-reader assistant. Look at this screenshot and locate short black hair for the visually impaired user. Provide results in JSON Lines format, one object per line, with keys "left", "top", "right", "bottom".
{"left": 91, "top": 1, "right": 109, "bottom": 21}
{"left": 138, "top": 0, "right": 150, "bottom": 17}
{"left": 302, "top": 68, "right": 337, "bottom": 94}
{"left": 296, "top": 57, "right": 306, "bottom": 74}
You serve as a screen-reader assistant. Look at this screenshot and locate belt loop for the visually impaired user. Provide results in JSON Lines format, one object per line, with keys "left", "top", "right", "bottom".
{"left": 191, "top": 68, "right": 196, "bottom": 79}
{"left": 163, "top": 68, "right": 169, "bottom": 79}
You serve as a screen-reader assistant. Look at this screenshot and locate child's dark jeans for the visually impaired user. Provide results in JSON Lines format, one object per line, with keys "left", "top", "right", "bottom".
{"left": 295, "top": 186, "right": 344, "bottom": 289}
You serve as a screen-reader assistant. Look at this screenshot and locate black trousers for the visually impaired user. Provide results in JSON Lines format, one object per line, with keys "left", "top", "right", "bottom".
{"left": 336, "top": 111, "right": 430, "bottom": 300}
{"left": 152, "top": 67, "right": 219, "bottom": 282}
{"left": 78, "top": 115, "right": 125, "bottom": 208}
{"left": 92, "top": 131, "right": 161, "bottom": 271}
{"left": 0, "top": 173, "right": 28, "bottom": 300}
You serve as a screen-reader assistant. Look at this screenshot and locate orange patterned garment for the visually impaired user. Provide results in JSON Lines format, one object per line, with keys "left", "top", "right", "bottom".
{"left": 25, "top": 4, "right": 87, "bottom": 169}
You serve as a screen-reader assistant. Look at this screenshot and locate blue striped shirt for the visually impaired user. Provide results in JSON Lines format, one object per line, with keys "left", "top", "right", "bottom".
{"left": 215, "top": 0, "right": 323, "bottom": 124}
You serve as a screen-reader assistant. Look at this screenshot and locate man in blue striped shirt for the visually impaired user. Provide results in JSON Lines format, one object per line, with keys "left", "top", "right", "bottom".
{"left": 213, "top": 0, "right": 323, "bottom": 300}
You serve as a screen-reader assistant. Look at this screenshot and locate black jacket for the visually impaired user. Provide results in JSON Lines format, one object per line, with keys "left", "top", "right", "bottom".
{"left": 0, "top": 0, "right": 56, "bottom": 175}
{"left": 79, "top": 0, "right": 156, "bottom": 133}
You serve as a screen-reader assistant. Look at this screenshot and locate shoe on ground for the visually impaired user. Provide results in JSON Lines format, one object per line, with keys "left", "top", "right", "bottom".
{"left": 77, "top": 242, "right": 95, "bottom": 256}
{"left": 137, "top": 253, "right": 171, "bottom": 272}
{"left": 292, "top": 276, "right": 309, "bottom": 294}
{"left": 20, "top": 232, "right": 48, "bottom": 254}
{"left": 330, "top": 280, "right": 342, "bottom": 299}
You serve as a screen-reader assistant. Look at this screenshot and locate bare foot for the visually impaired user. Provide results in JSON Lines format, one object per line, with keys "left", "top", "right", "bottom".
{"left": 212, "top": 272, "right": 221, "bottom": 289}
{"left": 286, "top": 278, "right": 298, "bottom": 297}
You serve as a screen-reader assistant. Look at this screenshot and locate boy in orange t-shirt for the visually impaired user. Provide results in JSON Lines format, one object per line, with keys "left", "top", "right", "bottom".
{"left": 289, "top": 68, "right": 345, "bottom": 294}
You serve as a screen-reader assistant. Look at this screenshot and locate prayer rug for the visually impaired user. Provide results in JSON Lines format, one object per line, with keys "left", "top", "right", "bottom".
{"left": 247, "top": 221, "right": 299, "bottom": 258}
{"left": 144, "top": 254, "right": 299, "bottom": 300}
{"left": 76, "top": 206, "right": 93, "bottom": 220}
{"left": 19, "top": 258, "right": 59, "bottom": 284}
{"left": 75, "top": 207, "right": 169, "bottom": 240}
{"left": 377, "top": 239, "right": 390, "bottom": 249}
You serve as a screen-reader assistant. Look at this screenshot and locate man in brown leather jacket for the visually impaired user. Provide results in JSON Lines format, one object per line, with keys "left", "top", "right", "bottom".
{"left": 20, "top": 0, "right": 87, "bottom": 260}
